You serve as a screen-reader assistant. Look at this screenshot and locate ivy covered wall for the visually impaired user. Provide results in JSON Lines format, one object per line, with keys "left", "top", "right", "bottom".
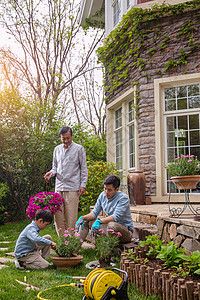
{"left": 97, "top": 1, "right": 200, "bottom": 196}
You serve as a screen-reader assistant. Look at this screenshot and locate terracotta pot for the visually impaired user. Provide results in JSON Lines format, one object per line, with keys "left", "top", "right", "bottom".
{"left": 170, "top": 175, "right": 200, "bottom": 190}
{"left": 51, "top": 254, "right": 83, "bottom": 270}
{"left": 127, "top": 171, "right": 146, "bottom": 205}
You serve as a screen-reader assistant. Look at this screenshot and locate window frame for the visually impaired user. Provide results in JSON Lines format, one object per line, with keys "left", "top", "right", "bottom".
{"left": 154, "top": 73, "right": 200, "bottom": 202}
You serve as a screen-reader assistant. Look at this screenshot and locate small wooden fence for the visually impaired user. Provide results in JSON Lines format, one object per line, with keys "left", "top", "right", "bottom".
{"left": 120, "top": 248, "right": 200, "bottom": 300}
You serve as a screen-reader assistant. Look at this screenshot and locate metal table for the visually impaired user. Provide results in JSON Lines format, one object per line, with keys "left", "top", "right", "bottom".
{"left": 168, "top": 180, "right": 200, "bottom": 217}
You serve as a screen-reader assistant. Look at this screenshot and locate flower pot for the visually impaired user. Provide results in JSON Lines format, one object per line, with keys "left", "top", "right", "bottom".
{"left": 127, "top": 171, "right": 146, "bottom": 205}
{"left": 171, "top": 175, "right": 200, "bottom": 190}
{"left": 51, "top": 254, "right": 83, "bottom": 270}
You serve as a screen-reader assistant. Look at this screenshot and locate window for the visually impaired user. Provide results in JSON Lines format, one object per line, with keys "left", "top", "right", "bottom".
{"left": 164, "top": 84, "right": 200, "bottom": 192}
{"left": 114, "top": 107, "right": 123, "bottom": 170}
{"left": 127, "top": 99, "right": 135, "bottom": 169}
{"left": 113, "top": 0, "right": 121, "bottom": 27}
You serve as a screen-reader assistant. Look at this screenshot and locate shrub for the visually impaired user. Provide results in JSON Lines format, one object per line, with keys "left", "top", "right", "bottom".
{"left": 79, "top": 161, "right": 121, "bottom": 213}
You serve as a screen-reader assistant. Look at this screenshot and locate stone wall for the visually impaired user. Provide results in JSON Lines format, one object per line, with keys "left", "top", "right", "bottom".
{"left": 157, "top": 217, "right": 200, "bottom": 253}
{"left": 104, "top": 7, "right": 200, "bottom": 196}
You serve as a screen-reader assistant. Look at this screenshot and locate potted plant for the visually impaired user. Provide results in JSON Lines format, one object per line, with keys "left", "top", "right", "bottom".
{"left": 51, "top": 228, "right": 83, "bottom": 270}
{"left": 26, "top": 192, "right": 64, "bottom": 219}
{"left": 95, "top": 228, "right": 121, "bottom": 267}
{"left": 167, "top": 154, "right": 200, "bottom": 190}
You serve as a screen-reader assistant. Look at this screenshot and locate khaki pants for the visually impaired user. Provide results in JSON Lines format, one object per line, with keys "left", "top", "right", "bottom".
{"left": 54, "top": 191, "right": 79, "bottom": 235}
{"left": 18, "top": 235, "right": 52, "bottom": 269}
{"left": 79, "top": 220, "right": 133, "bottom": 243}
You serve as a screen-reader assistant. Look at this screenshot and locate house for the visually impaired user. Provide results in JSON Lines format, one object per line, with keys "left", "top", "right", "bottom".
{"left": 79, "top": 0, "right": 200, "bottom": 205}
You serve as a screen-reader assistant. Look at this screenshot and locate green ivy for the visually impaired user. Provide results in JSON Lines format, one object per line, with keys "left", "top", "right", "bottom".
{"left": 96, "top": 0, "right": 200, "bottom": 96}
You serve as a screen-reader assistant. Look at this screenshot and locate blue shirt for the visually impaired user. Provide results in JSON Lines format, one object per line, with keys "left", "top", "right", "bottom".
{"left": 50, "top": 141, "right": 88, "bottom": 191}
{"left": 14, "top": 221, "right": 51, "bottom": 259}
{"left": 91, "top": 191, "right": 134, "bottom": 232}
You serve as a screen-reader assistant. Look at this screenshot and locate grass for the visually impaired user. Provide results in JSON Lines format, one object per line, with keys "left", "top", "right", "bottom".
{"left": 0, "top": 220, "right": 159, "bottom": 300}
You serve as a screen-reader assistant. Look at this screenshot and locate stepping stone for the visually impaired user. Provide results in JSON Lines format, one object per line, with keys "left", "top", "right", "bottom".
{"left": 0, "top": 264, "right": 9, "bottom": 269}
{"left": 0, "top": 248, "right": 9, "bottom": 251}
{"left": 0, "top": 257, "right": 15, "bottom": 263}
{"left": 81, "top": 242, "right": 95, "bottom": 250}
{"left": 5, "top": 252, "right": 15, "bottom": 257}
{"left": 0, "top": 241, "right": 11, "bottom": 244}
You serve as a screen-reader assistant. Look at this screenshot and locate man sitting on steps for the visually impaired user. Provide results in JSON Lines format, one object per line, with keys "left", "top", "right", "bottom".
{"left": 76, "top": 175, "right": 134, "bottom": 243}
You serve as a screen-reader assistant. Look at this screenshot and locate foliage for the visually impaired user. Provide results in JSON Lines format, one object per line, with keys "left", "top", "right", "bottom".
{"left": 180, "top": 251, "right": 200, "bottom": 275}
{"left": 79, "top": 161, "right": 120, "bottom": 213}
{"left": 167, "top": 154, "right": 200, "bottom": 177}
{"left": 0, "top": 88, "right": 62, "bottom": 218}
{"left": 72, "top": 124, "right": 106, "bottom": 162}
{"left": 95, "top": 228, "right": 121, "bottom": 262}
{"left": 126, "top": 248, "right": 139, "bottom": 263}
{"left": 26, "top": 192, "right": 64, "bottom": 219}
{"left": 127, "top": 235, "right": 200, "bottom": 277}
{"left": 139, "top": 235, "right": 163, "bottom": 257}
{"left": 156, "top": 242, "right": 186, "bottom": 268}
{"left": 55, "top": 228, "right": 82, "bottom": 258}
{"left": 0, "top": 182, "right": 9, "bottom": 225}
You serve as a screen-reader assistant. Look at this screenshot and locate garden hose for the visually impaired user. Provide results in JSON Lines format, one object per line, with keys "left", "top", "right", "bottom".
{"left": 37, "top": 283, "right": 84, "bottom": 300}
{"left": 37, "top": 268, "right": 129, "bottom": 300}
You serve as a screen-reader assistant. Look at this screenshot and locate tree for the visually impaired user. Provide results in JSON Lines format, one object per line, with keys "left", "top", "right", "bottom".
{"left": 0, "top": 0, "right": 104, "bottom": 127}
{"left": 65, "top": 57, "right": 106, "bottom": 135}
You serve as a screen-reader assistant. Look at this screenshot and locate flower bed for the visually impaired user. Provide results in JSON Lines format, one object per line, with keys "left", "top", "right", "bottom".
{"left": 120, "top": 236, "right": 200, "bottom": 299}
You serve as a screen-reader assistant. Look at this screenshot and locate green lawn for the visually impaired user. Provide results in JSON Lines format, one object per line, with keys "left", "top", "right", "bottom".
{"left": 0, "top": 220, "right": 159, "bottom": 300}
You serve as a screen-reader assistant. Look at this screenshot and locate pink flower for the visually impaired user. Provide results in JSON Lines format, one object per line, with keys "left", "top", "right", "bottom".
{"left": 64, "top": 230, "right": 69, "bottom": 234}
{"left": 80, "top": 239, "right": 83, "bottom": 243}
{"left": 117, "top": 232, "right": 122, "bottom": 237}
{"left": 188, "top": 160, "right": 192, "bottom": 162}
{"left": 75, "top": 233, "right": 80, "bottom": 237}
{"left": 57, "top": 228, "right": 62, "bottom": 232}
{"left": 64, "top": 234, "right": 68, "bottom": 237}
{"left": 65, "top": 241, "right": 69, "bottom": 246}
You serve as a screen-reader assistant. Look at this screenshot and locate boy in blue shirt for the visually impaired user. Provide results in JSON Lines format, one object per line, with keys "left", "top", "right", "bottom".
{"left": 14, "top": 209, "right": 56, "bottom": 269}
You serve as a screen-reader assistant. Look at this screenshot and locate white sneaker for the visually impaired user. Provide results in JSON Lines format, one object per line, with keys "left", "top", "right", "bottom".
{"left": 15, "top": 260, "right": 25, "bottom": 269}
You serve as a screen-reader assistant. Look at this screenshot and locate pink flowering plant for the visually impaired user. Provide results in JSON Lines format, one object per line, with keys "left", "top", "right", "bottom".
{"left": 26, "top": 192, "right": 64, "bottom": 219}
{"left": 167, "top": 154, "right": 200, "bottom": 177}
{"left": 95, "top": 228, "right": 121, "bottom": 263}
{"left": 55, "top": 228, "right": 82, "bottom": 257}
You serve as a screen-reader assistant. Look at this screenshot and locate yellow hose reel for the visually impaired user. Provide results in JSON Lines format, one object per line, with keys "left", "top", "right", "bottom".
{"left": 82, "top": 268, "right": 129, "bottom": 300}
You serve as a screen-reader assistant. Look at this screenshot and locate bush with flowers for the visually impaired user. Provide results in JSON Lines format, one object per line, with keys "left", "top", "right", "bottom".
{"left": 79, "top": 161, "right": 121, "bottom": 213}
{"left": 167, "top": 154, "right": 200, "bottom": 177}
{"left": 26, "top": 192, "right": 64, "bottom": 219}
{"left": 95, "top": 228, "right": 121, "bottom": 266}
{"left": 55, "top": 228, "right": 82, "bottom": 257}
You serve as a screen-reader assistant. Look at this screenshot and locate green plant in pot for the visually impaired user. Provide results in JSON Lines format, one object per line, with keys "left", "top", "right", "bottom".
{"left": 51, "top": 228, "right": 83, "bottom": 270}
{"left": 95, "top": 228, "right": 121, "bottom": 267}
{"left": 167, "top": 154, "right": 200, "bottom": 190}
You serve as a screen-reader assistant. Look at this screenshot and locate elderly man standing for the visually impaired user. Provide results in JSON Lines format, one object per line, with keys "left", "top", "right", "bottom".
{"left": 44, "top": 126, "right": 88, "bottom": 235}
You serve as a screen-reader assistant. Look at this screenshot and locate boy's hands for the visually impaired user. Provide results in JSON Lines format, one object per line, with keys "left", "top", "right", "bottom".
{"left": 35, "top": 243, "right": 39, "bottom": 251}
{"left": 51, "top": 241, "right": 56, "bottom": 250}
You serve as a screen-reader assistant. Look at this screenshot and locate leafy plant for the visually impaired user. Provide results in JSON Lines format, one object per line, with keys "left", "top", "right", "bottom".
{"left": 55, "top": 228, "right": 82, "bottom": 257}
{"left": 167, "top": 154, "right": 200, "bottom": 177}
{"left": 95, "top": 228, "right": 121, "bottom": 263}
{"left": 126, "top": 248, "right": 139, "bottom": 263}
{"left": 179, "top": 251, "right": 200, "bottom": 275}
{"left": 79, "top": 161, "right": 120, "bottom": 213}
{"left": 156, "top": 242, "right": 185, "bottom": 268}
{"left": 26, "top": 192, "right": 64, "bottom": 219}
{"left": 139, "top": 235, "right": 163, "bottom": 257}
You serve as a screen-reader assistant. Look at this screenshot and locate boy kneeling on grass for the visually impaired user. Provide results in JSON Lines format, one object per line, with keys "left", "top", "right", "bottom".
{"left": 14, "top": 209, "right": 56, "bottom": 269}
